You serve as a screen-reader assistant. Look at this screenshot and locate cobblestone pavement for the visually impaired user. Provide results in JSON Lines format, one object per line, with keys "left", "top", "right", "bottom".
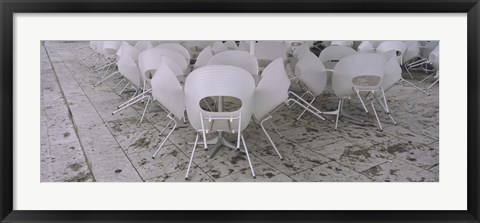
{"left": 40, "top": 41, "right": 439, "bottom": 182}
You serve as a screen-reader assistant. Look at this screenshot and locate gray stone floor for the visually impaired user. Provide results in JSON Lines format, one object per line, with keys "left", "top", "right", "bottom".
{"left": 40, "top": 41, "right": 439, "bottom": 182}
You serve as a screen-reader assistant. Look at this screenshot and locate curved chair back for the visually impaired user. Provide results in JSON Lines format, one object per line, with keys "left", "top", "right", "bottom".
{"left": 403, "top": 41, "right": 420, "bottom": 63}
{"left": 184, "top": 65, "right": 255, "bottom": 132}
{"left": 151, "top": 64, "right": 185, "bottom": 120}
{"left": 429, "top": 46, "right": 439, "bottom": 70}
{"left": 156, "top": 43, "right": 191, "bottom": 64}
{"left": 116, "top": 42, "right": 140, "bottom": 62}
{"left": 332, "top": 53, "right": 386, "bottom": 98}
{"left": 382, "top": 53, "right": 403, "bottom": 91}
{"left": 254, "top": 58, "right": 290, "bottom": 121}
{"left": 138, "top": 47, "right": 187, "bottom": 79}
{"left": 117, "top": 52, "right": 142, "bottom": 89}
{"left": 101, "top": 41, "right": 122, "bottom": 58}
{"left": 357, "top": 41, "right": 375, "bottom": 53}
{"left": 421, "top": 41, "right": 439, "bottom": 58}
{"left": 330, "top": 40, "right": 353, "bottom": 48}
{"left": 254, "top": 41, "right": 287, "bottom": 67}
{"left": 376, "top": 41, "right": 407, "bottom": 64}
{"left": 224, "top": 41, "right": 239, "bottom": 50}
{"left": 295, "top": 51, "right": 328, "bottom": 96}
{"left": 207, "top": 50, "right": 259, "bottom": 76}
{"left": 134, "top": 41, "right": 154, "bottom": 52}
{"left": 193, "top": 45, "right": 214, "bottom": 69}
{"left": 319, "top": 45, "right": 357, "bottom": 63}
{"left": 211, "top": 41, "right": 228, "bottom": 54}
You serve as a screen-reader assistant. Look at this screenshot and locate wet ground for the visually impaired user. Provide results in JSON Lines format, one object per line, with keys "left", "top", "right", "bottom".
{"left": 40, "top": 41, "right": 439, "bottom": 182}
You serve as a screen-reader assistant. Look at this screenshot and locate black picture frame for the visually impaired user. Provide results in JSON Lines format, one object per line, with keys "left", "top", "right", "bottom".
{"left": 1, "top": 0, "right": 479, "bottom": 222}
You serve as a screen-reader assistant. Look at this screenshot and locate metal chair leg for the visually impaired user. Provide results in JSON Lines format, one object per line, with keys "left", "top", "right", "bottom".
{"left": 241, "top": 134, "right": 256, "bottom": 178}
{"left": 371, "top": 101, "right": 383, "bottom": 131}
{"left": 185, "top": 133, "right": 199, "bottom": 180}
{"left": 260, "top": 116, "right": 283, "bottom": 160}
{"left": 152, "top": 115, "right": 177, "bottom": 159}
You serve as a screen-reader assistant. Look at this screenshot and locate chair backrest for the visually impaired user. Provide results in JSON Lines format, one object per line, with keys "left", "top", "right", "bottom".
{"left": 193, "top": 45, "right": 214, "bottom": 69}
{"left": 184, "top": 65, "right": 255, "bottom": 132}
{"left": 330, "top": 40, "right": 353, "bottom": 48}
{"left": 116, "top": 41, "right": 140, "bottom": 62}
{"left": 254, "top": 58, "right": 290, "bottom": 121}
{"left": 382, "top": 53, "right": 403, "bottom": 91}
{"left": 224, "top": 41, "right": 239, "bottom": 50}
{"left": 429, "top": 46, "right": 439, "bottom": 70}
{"left": 421, "top": 41, "right": 439, "bottom": 58}
{"left": 376, "top": 41, "right": 407, "bottom": 64}
{"left": 211, "top": 41, "right": 228, "bottom": 54}
{"left": 101, "top": 41, "right": 122, "bottom": 58}
{"left": 357, "top": 41, "right": 375, "bottom": 53}
{"left": 295, "top": 51, "right": 328, "bottom": 96}
{"left": 138, "top": 47, "right": 187, "bottom": 77}
{"left": 332, "top": 53, "right": 386, "bottom": 98}
{"left": 403, "top": 41, "right": 420, "bottom": 63}
{"left": 134, "top": 41, "right": 154, "bottom": 52}
{"left": 155, "top": 43, "right": 191, "bottom": 64}
{"left": 207, "top": 50, "right": 259, "bottom": 76}
{"left": 138, "top": 48, "right": 186, "bottom": 84}
{"left": 117, "top": 52, "right": 142, "bottom": 88}
{"left": 151, "top": 64, "right": 185, "bottom": 120}
{"left": 370, "top": 40, "right": 383, "bottom": 48}
{"left": 254, "top": 41, "right": 287, "bottom": 66}
{"left": 319, "top": 45, "right": 357, "bottom": 63}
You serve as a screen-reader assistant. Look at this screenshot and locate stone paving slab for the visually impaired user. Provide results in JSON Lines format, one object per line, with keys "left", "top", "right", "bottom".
{"left": 40, "top": 41, "right": 440, "bottom": 182}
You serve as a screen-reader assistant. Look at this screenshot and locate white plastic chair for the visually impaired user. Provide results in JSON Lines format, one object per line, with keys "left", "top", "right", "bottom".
{"left": 290, "top": 51, "right": 328, "bottom": 121}
{"left": 150, "top": 64, "right": 185, "bottom": 159}
{"left": 376, "top": 41, "right": 407, "bottom": 64}
{"left": 254, "top": 41, "right": 288, "bottom": 68}
{"left": 330, "top": 40, "right": 353, "bottom": 48}
{"left": 95, "top": 41, "right": 141, "bottom": 87}
{"left": 207, "top": 50, "right": 259, "bottom": 77}
{"left": 193, "top": 45, "right": 214, "bottom": 70}
{"left": 328, "top": 53, "right": 388, "bottom": 130}
{"left": 155, "top": 42, "right": 191, "bottom": 65}
{"left": 425, "top": 46, "right": 439, "bottom": 89}
{"left": 238, "top": 41, "right": 250, "bottom": 52}
{"left": 253, "top": 58, "right": 290, "bottom": 160}
{"left": 134, "top": 41, "right": 154, "bottom": 52}
{"left": 357, "top": 41, "right": 375, "bottom": 53}
{"left": 211, "top": 41, "right": 228, "bottom": 54}
{"left": 184, "top": 65, "right": 256, "bottom": 179}
{"left": 319, "top": 46, "right": 357, "bottom": 63}
{"left": 224, "top": 41, "right": 239, "bottom": 50}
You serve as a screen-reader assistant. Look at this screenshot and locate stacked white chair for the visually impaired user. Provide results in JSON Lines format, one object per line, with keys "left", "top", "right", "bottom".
{"left": 319, "top": 45, "right": 357, "bottom": 63}
{"left": 253, "top": 58, "right": 290, "bottom": 160}
{"left": 155, "top": 43, "right": 191, "bottom": 65}
{"left": 329, "top": 53, "right": 388, "bottom": 130}
{"left": 224, "top": 41, "right": 239, "bottom": 50}
{"left": 110, "top": 51, "right": 148, "bottom": 121}
{"left": 184, "top": 65, "right": 256, "bottom": 179}
{"left": 357, "top": 41, "right": 375, "bottom": 53}
{"left": 95, "top": 41, "right": 141, "bottom": 87}
{"left": 290, "top": 51, "right": 328, "bottom": 121}
{"left": 134, "top": 41, "right": 154, "bottom": 52}
{"left": 150, "top": 64, "right": 186, "bottom": 159}
{"left": 425, "top": 46, "right": 439, "bottom": 89}
{"left": 93, "top": 41, "right": 122, "bottom": 78}
{"left": 193, "top": 45, "right": 214, "bottom": 70}
{"left": 376, "top": 41, "right": 407, "bottom": 64}
{"left": 207, "top": 50, "right": 259, "bottom": 77}
{"left": 254, "top": 41, "right": 288, "bottom": 68}
{"left": 211, "top": 41, "right": 228, "bottom": 54}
